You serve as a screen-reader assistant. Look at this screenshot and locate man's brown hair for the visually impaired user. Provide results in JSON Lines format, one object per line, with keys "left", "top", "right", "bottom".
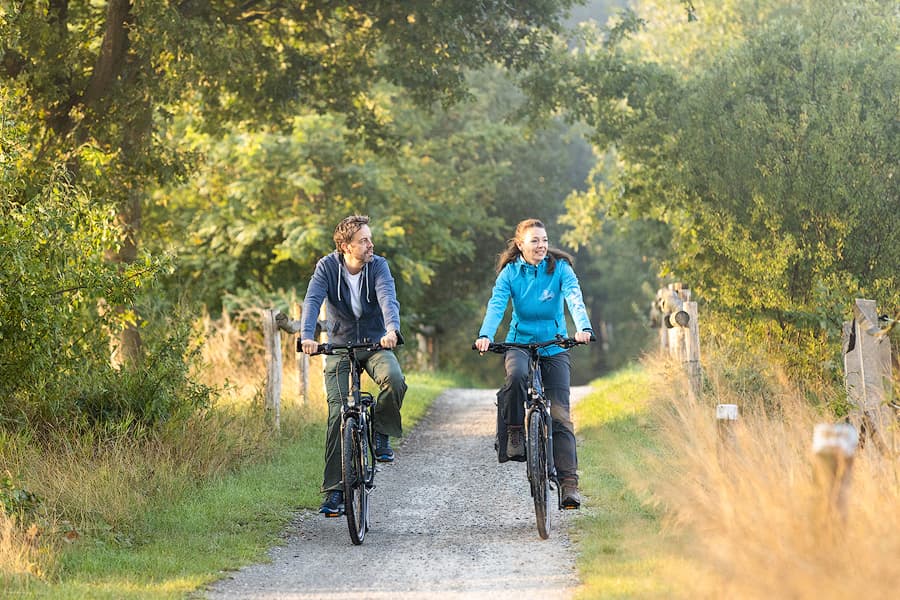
{"left": 333, "top": 214, "right": 370, "bottom": 251}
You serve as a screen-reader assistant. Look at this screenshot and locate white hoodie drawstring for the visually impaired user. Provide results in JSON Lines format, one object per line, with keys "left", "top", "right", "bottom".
{"left": 337, "top": 257, "right": 369, "bottom": 307}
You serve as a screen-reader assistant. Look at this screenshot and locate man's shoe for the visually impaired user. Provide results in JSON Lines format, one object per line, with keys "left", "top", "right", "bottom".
{"left": 374, "top": 432, "right": 394, "bottom": 463}
{"left": 318, "top": 490, "right": 344, "bottom": 517}
{"left": 506, "top": 426, "right": 525, "bottom": 459}
{"left": 560, "top": 478, "right": 582, "bottom": 509}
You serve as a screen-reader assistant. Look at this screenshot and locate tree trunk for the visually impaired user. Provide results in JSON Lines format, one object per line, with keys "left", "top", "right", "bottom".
{"left": 109, "top": 188, "right": 143, "bottom": 368}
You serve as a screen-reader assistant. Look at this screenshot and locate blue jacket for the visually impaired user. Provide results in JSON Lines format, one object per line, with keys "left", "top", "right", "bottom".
{"left": 478, "top": 256, "right": 593, "bottom": 356}
{"left": 301, "top": 252, "right": 402, "bottom": 345}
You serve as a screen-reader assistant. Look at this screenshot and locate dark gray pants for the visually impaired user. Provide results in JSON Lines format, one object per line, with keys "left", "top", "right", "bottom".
{"left": 322, "top": 349, "right": 406, "bottom": 492}
{"left": 498, "top": 349, "right": 578, "bottom": 482}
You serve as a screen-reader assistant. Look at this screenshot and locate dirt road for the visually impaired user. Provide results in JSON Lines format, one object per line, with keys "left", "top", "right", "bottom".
{"left": 204, "top": 387, "right": 587, "bottom": 599}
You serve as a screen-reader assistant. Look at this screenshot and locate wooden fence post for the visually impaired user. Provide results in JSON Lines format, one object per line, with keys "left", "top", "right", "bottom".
{"left": 716, "top": 404, "right": 739, "bottom": 463}
{"left": 263, "top": 308, "right": 282, "bottom": 432}
{"left": 842, "top": 298, "right": 895, "bottom": 453}
{"left": 416, "top": 325, "right": 436, "bottom": 372}
{"left": 812, "top": 423, "right": 858, "bottom": 523}
{"left": 291, "top": 301, "right": 308, "bottom": 407}
{"left": 684, "top": 299, "right": 701, "bottom": 400}
{"left": 666, "top": 284, "right": 686, "bottom": 362}
{"left": 655, "top": 284, "right": 701, "bottom": 398}
{"left": 317, "top": 303, "right": 328, "bottom": 397}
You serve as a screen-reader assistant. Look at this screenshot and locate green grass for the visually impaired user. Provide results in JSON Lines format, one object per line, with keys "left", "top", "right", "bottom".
{"left": 18, "top": 371, "right": 457, "bottom": 599}
{"left": 14, "top": 367, "right": 703, "bottom": 598}
{"left": 571, "top": 364, "right": 694, "bottom": 599}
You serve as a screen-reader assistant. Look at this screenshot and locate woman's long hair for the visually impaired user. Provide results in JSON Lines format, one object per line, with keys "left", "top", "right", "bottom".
{"left": 495, "top": 218, "right": 575, "bottom": 274}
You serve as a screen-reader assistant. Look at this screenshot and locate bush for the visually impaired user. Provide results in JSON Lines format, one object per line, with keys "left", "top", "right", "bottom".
{"left": 1, "top": 133, "right": 209, "bottom": 435}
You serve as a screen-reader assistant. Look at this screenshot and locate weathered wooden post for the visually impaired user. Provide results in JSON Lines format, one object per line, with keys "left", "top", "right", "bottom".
{"left": 684, "top": 298, "right": 701, "bottom": 400}
{"left": 317, "top": 303, "right": 328, "bottom": 397}
{"left": 415, "top": 324, "right": 436, "bottom": 372}
{"left": 812, "top": 423, "right": 858, "bottom": 523}
{"left": 649, "top": 289, "right": 667, "bottom": 353}
{"left": 263, "top": 308, "right": 282, "bottom": 432}
{"left": 842, "top": 298, "right": 895, "bottom": 453}
{"left": 654, "top": 284, "right": 700, "bottom": 398}
{"left": 716, "top": 404, "right": 739, "bottom": 465}
{"left": 656, "top": 284, "right": 690, "bottom": 359}
{"left": 666, "top": 284, "right": 687, "bottom": 362}
{"left": 274, "top": 308, "right": 306, "bottom": 407}
{"left": 291, "top": 301, "right": 308, "bottom": 406}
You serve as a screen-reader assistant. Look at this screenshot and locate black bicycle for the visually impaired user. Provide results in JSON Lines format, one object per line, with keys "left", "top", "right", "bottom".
{"left": 305, "top": 340, "right": 381, "bottom": 545}
{"left": 474, "top": 336, "right": 590, "bottom": 539}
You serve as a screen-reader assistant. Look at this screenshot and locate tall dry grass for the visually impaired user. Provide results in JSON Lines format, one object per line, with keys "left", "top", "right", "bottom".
{"left": 0, "top": 510, "right": 56, "bottom": 589}
{"left": 193, "top": 308, "right": 327, "bottom": 416}
{"left": 0, "top": 308, "right": 322, "bottom": 589}
{"left": 643, "top": 344, "right": 900, "bottom": 599}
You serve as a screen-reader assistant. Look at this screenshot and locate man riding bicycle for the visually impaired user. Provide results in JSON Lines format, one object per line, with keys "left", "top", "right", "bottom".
{"left": 474, "top": 218, "right": 593, "bottom": 508}
{"left": 299, "top": 214, "right": 407, "bottom": 517}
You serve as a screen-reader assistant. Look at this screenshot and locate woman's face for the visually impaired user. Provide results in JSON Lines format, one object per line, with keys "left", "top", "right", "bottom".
{"left": 516, "top": 226, "right": 548, "bottom": 266}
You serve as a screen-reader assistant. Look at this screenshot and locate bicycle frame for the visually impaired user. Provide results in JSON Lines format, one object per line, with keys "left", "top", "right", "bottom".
{"left": 310, "top": 341, "right": 380, "bottom": 476}
{"left": 521, "top": 350, "right": 558, "bottom": 489}
{"left": 304, "top": 340, "right": 381, "bottom": 543}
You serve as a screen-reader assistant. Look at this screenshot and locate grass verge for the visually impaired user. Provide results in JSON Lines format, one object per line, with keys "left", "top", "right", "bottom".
{"left": 571, "top": 364, "right": 707, "bottom": 599}
{"left": 572, "top": 349, "right": 900, "bottom": 599}
{"left": 11, "top": 371, "right": 457, "bottom": 599}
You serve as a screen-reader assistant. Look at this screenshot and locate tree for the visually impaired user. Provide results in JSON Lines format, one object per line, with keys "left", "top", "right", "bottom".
{"left": 550, "top": 0, "right": 900, "bottom": 376}
{"left": 1, "top": 0, "right": 582, "bottom": 365}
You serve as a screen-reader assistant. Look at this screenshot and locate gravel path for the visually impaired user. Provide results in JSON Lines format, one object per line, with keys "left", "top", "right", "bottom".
{"left": 204, "top": 387, "right": 589, "bottom": 600}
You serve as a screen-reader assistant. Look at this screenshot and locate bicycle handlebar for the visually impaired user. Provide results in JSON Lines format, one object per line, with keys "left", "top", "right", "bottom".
{"left": 471, "top": 334, "right": 594, "bottom": 355}
{"left": 300, "top": 340, "right": 385, "bottom": 356}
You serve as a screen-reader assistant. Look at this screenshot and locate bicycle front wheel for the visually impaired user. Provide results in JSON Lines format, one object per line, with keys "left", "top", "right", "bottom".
{"left": 527, "top": 408, "right": 552, "bottom": 539}
{"left": 342, "top": 417, "right": 369, "bottom": 544}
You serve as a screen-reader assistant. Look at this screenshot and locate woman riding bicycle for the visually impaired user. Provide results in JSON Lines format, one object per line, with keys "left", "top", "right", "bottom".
{"left": 474, "top": 218, "right": 593, "bottom": 508}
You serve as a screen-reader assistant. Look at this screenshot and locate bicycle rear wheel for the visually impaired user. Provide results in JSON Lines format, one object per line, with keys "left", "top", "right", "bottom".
{"left": 342, "top": 417, "right": 369, "bottom": 544}
{"left": 527, "top": 408, "right": 552, "bottom": 539}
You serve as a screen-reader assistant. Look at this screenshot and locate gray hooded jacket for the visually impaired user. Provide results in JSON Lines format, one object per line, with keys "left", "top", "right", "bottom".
{"left": 300, "top": 251, "right": 403, "bottom": 345}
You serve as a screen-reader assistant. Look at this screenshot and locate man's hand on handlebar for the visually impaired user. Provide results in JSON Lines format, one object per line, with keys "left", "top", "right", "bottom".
{"left": 300, "top": 338, "right": 319, "bottom": 355}
{"left": 380, "top": 330, "right": 399, "bottom": 349}
{"left": 474, "top": 336, "right": 491, "bottom": 353}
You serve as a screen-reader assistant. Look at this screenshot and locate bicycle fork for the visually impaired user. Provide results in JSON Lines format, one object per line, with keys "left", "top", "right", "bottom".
{"left": 341, "top": 396, "right": 377, "bottom": 491}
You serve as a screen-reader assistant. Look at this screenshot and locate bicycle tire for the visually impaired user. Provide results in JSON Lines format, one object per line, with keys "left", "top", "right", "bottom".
{"left": 527, "top": 408, "right": 552, "bottom": 539}
{"left": 342, "top": 417, "right": 368, "bottom": 544}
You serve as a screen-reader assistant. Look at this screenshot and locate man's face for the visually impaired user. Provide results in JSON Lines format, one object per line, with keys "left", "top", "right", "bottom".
{"left": 342, "top": 224, "right": 374, "bottom": 264}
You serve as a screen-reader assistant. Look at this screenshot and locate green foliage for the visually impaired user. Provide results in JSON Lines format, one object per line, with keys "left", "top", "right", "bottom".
{"left": 0, "top": 116, "right": 209, "bottom": 432}
{"left": 0, "top": 474, "right": 40, "bottom": 518}
{"left": 149, "top": 70, "right": 596, "bottom": 380}
{"left": 69, "top": 321, "right": 213, "bottom": 431}
{"left": 554, "top": 0, "right": 899, "bottom": 378}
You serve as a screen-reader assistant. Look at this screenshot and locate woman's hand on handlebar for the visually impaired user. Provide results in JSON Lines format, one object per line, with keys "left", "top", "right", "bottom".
{"left": 300, "top": 338, "right": 319, "bottom": 355}
{"left": 574, "top": 330, "right": 593, "bottom": 344}
{"left": 474, "top": 337, "right": 491, "bottom": 353}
